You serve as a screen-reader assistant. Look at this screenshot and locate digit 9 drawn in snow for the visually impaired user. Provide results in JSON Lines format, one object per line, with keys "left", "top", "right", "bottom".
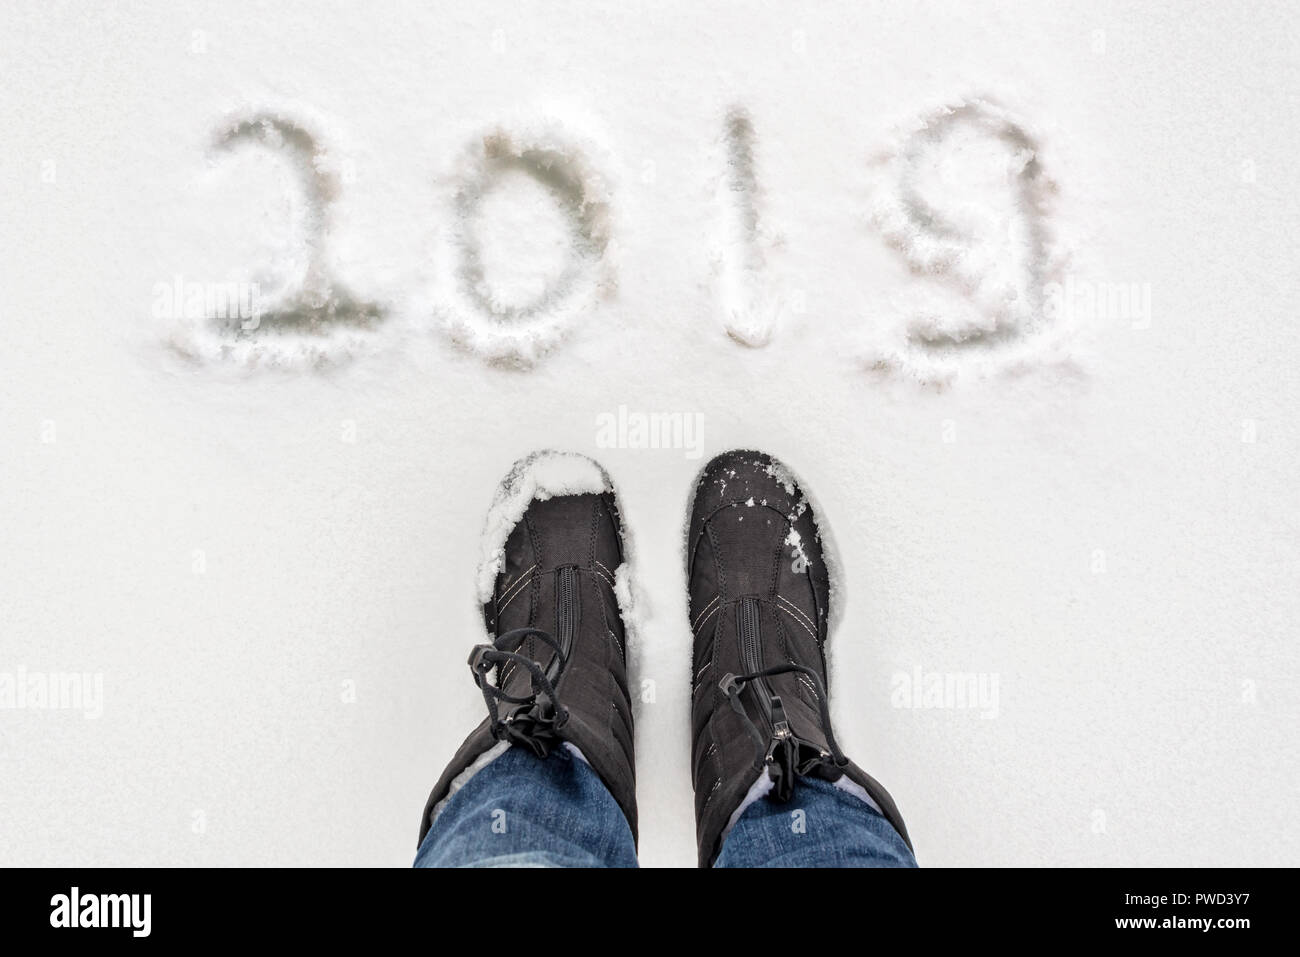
{"left": 865, "top": 97, "right": 1068, "bottom": 384}
{"left": 433, "top": 120, "right": 615, "bottom": 367}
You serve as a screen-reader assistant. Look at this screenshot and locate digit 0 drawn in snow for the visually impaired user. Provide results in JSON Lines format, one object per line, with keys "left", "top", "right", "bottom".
{"left": 167, "top": 111, "right": 384, "bottom": 368}
{"left": 864, "top": 97, "right": 1073, "bottom": 386}
{"left": 434, "top": 118, "right": 615, "bottom": 367}
{"left": 715, "top": 106, "right": 782, "bottom": 347}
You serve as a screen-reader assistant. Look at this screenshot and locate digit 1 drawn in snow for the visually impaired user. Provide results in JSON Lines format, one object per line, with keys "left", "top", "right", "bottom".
{"left": 210, "top": 113, "right": 382, "bottom": 334}
{"left": 435, "top": 121, "right": 614, "bottom": 367}
{"left": 717, "top": 106, "right": 780, "bottom": 347}
{"left": 866, "top": 98, "right": 1067, "bottom": 384}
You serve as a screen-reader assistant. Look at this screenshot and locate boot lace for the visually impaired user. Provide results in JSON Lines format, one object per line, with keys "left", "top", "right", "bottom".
{"left": 468, "top": 627, "right": 570, "bottom": 756}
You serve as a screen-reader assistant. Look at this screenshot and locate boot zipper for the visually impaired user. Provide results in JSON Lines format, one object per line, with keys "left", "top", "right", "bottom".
{"left": 738, "top": 597, "right": 790, "bottom": 742}
{"left": 556, "top": 565, "right": 578, "bottom": 665}
{"left": 738, "top": 597, "right": 798, "bottom": 800}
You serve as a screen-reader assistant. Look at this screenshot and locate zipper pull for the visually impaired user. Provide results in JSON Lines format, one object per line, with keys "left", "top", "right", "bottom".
{"left": 769, "top": 693, "right": 791, "bottom": 740}
{"left": 765, "top": 694, "right": 797, "bottom": 802}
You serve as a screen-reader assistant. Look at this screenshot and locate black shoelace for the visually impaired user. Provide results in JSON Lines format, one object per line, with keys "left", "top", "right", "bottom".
{"left": 719, "top": 663, "right": 849, "bottom": 768}
{"left": 468, "top": 627, "right": 570, "bottom": 754}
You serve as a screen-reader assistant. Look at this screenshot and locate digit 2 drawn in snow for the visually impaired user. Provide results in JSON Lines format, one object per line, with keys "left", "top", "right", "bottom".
{"left": 212, "top": 114, "right": 384, "bottom": 330}
{"left": 170, "top": 111, "right": 383, "bottom": 367}
{"left": 866, "top": 98, "right": 1067, "bottom": 384}
{"left": 433, "top": 120, "right": 615, "bottom": 367}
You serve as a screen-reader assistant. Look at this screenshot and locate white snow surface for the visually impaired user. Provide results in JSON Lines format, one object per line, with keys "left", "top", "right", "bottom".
{"left": 1, "top": 1, "right": 1298, "bottom": 866}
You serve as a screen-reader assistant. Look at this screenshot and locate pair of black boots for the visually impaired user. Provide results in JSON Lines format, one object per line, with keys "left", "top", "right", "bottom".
{"left": 419, "top": 450, "right": 911, "bottom": 867}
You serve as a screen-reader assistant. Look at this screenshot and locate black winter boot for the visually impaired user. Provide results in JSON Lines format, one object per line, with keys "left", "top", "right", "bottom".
{"left": 687, "top": 450, "right": 911, "bottom": 867}
{"left": 418, "top": 452, "right": 637, "bottom": 847}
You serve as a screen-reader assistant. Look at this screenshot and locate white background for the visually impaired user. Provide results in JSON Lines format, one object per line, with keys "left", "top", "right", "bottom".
{"left": 1, "top": 0, "right": 1296, "bottom": 866}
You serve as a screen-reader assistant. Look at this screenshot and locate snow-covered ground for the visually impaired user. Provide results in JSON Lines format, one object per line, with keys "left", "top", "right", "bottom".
{"left": 2, "top": 0, "right": 1297, "bottom": 866}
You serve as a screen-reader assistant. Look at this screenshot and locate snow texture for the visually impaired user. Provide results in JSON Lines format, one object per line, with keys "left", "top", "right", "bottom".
{"left": 1, "top": 1, "right": 1297, "bottom": 868}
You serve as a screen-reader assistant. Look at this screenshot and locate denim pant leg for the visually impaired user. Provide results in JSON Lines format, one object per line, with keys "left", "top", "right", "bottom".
{"left": 414, "top": 745, "right": 638, "bottom": 868}
{"left": 714, "top": 774, "right": 918, "bottom": 868}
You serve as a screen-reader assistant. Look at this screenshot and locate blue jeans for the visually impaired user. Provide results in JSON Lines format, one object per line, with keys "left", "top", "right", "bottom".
{"left": 414, "top": 745, "right": 917, "bottom": 868}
